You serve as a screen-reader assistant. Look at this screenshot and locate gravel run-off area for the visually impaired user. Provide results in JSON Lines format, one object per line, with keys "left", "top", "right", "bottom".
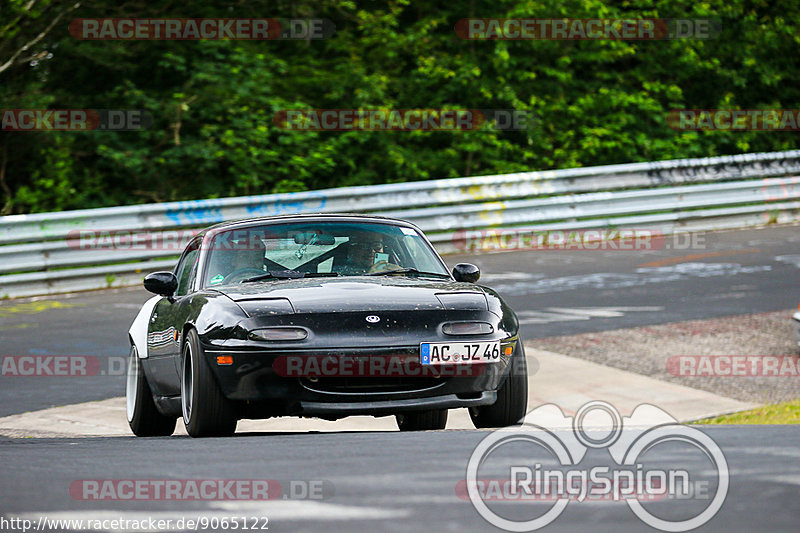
{"left": 533, "top": 309, "right": 800, "bottom": 405}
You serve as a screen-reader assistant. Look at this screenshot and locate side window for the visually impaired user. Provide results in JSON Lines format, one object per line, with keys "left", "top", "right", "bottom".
{"left": 317, "top": 257, "right": 333, "bottom": 273}
{"left": 174, "top": 245, "right": 200, "bottom": 297}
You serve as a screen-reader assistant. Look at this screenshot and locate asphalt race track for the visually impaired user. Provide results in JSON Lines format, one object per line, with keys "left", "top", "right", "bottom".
{"left": 1, "top": 225, "right": 799, "bottom": 532}
{"left": 1, "top": 426, "right": 799, "bottom": 533}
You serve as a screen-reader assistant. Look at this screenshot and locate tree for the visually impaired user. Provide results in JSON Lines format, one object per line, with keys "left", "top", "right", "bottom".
{"left": 1, "top": 0, "right": 799, "bottom": 214}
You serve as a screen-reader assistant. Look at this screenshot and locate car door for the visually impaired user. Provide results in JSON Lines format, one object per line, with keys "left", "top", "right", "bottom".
{"left": 146, "top": 239, "right": 201, "bottom": 397}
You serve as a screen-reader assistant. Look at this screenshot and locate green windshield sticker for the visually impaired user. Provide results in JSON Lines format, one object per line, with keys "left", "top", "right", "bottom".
{"left": 209, "top": 274, "right": 224, "bottom": 285}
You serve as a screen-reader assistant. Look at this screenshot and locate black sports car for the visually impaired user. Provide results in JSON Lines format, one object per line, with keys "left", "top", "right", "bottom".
{"left": 126, "top": 214, "right": 527, "bottom": 437}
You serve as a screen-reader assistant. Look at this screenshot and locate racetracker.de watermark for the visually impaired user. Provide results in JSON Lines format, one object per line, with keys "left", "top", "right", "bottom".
{"left": 455, "top": 18, "right": 719, "bottom": 40}
{"left": 668, "top": 109, "right": 800, "bottom": 131}
{"left": 273, "top": 109, "right": 534, "bottom": 131}
{"left": 451, "top": 228, "right": 708, "bottom": 252}
{"left": 463, "top": 401, "right": 729, "bottom": 531}
{"left": 1, "top": 109, "right": 151, "bottom": 131}
{"left": 272, "top": 354, "right": 488, "bottom": 378}
{"left": 68, "top": 479, "right": 332, "bottom": 501}
{"left": 455, "top": 475, "right": 680, "bottom": 502}
{"left": 65, "top": 228, "right": 326, "bottom": 251}
{"left": 667, "top": 355, "right": 800, "bottom": 377}
{"left": 69, "top": 18, "right": 335, "bottom": 40}
{"left": 1, "top": 355, "right": 126, "bottom": 377}
{"left": 66, "top": 229, "right": 200, "bottom": 251}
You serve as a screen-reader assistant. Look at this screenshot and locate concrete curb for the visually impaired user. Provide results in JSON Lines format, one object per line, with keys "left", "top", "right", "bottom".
{"left": 0, "top": 345, "right": 754, "bottom": 438}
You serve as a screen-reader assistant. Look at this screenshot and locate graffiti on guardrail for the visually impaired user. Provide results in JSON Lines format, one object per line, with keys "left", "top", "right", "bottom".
{"left": 163, "top": 195, "right": 327, "bottom": 226}
{"left": 3, "top": 150, "right": 800, "bottom": 298}
{"left": 244, "top": 195, "right": 327, "bottom": 217}
{"left": 645, "top": 151, "right": 800, "bottom": 185}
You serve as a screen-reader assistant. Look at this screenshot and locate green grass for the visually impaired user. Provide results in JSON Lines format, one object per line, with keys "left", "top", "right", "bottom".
{"left": 693, "top": 399, "right": 800, "bottom": 425}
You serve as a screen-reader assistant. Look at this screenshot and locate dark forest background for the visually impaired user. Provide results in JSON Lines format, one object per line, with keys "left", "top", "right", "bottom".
{"left": 1, "top": 0, "right": 798, "bottom": 214}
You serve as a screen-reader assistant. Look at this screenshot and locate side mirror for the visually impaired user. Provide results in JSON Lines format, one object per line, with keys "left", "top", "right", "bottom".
{"left": 452, "top": 263, "right": 480, "bottom": 283}
{"left": 144, "top": 271, "right": 178, "bottom": 296}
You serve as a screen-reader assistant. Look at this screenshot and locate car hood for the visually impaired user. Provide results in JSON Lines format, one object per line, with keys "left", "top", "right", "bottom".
{"left": 210, "top": 277, "right": 490, "bottom": 314}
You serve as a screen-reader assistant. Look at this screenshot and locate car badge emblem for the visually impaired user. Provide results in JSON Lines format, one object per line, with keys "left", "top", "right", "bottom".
{"left": 365, "top": 315, "right": 380, "bottom": 323}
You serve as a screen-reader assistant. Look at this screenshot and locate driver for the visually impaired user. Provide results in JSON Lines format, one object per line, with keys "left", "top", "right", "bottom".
{"left": 338, "top": 233, "right": 398, "bottom": 275}
{"left": 208, "top": 236, "right": 266, "bottom": 285}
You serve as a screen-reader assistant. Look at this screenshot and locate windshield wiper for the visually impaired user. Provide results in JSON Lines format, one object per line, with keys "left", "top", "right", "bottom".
{"left": 241, "top": 271, "right": 339, "bottom": 283}
{"left": 365, "top": 268, "right": 451, "bottom": 279}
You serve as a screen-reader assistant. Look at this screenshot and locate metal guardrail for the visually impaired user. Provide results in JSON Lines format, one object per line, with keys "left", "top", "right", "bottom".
{"left": 2, "top": 149, "right": 800, "bottom": 298}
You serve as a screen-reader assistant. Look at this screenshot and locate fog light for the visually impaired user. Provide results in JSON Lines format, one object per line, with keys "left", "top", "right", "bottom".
{"left": 216, "top": 356, "right": 233, "bottom": 365}
{"left": 442, "top": 321, "right": 493, "bottom": 335}
{"left": 249, "top": 327, "right": 308, "bottom": 341}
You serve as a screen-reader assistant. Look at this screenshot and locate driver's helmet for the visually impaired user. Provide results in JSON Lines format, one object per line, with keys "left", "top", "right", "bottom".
{"left": 208, "top": 235, "right": 266, "bottom": 285}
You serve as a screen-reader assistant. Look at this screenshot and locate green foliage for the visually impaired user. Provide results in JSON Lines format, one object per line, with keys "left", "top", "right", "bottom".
{"left": 1, "top": 0, "right": 799, "bottom": 213}
{"left": 693, "top": 399, "right": 800, "bottom": 425}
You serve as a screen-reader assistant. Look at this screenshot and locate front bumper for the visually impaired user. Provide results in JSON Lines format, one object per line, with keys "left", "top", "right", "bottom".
{"left": 295, "top": 391, "right": 496, "bottom": 417}
{"left": 202, "top": 341, "right": 517, "bottom": 418}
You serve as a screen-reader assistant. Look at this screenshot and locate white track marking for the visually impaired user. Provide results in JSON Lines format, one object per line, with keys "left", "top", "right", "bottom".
{"left": 517, "top": 306, "right": 664, "bottom": 324}
{"left": 775, "top": 255, "right": 800, "bottom": 268}
{"left": 490, "top": 263, "right": 772, "bottom": 295}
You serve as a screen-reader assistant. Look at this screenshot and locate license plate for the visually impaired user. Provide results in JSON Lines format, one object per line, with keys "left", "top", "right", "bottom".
{"left": 420, "top": 341, "right": 501, "bottom": 365}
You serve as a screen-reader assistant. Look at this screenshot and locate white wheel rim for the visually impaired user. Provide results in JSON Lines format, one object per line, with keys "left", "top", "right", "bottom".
{"left": 181, "top": 343, "right": 193, "bottom": 424}
{"left": 125, "top": 346, "right": 138, "bottom": 423}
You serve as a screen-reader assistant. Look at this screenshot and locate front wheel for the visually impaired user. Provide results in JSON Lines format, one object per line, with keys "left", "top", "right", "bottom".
{"left": 126, "top": 345, "right": 176, "bottom": 437}
{"left": 470, "top": 343, "right": 528, "bottom": 428}
{"left": 181, "top": 329, "right": 237, "bottom": 437}
{"left": 395, "top": 409, "right": 448, "bottom": 431}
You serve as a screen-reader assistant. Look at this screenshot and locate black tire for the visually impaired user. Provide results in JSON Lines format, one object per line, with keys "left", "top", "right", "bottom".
{"left": 126, "top": 345, "right": 177, "bottom": 437}
{"left": 469, "top": 344, "right": 528, "bottom": 428}
{"left": 181, "top": 329, "right": 237, "bottom": 437}
{"left": 395, "top": 409, "right": 448, "bottom": 431}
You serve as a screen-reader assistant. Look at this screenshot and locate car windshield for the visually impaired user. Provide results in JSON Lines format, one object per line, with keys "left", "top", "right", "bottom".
{"left": 202, "top": 221, "right": 450, "bottom": 287}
